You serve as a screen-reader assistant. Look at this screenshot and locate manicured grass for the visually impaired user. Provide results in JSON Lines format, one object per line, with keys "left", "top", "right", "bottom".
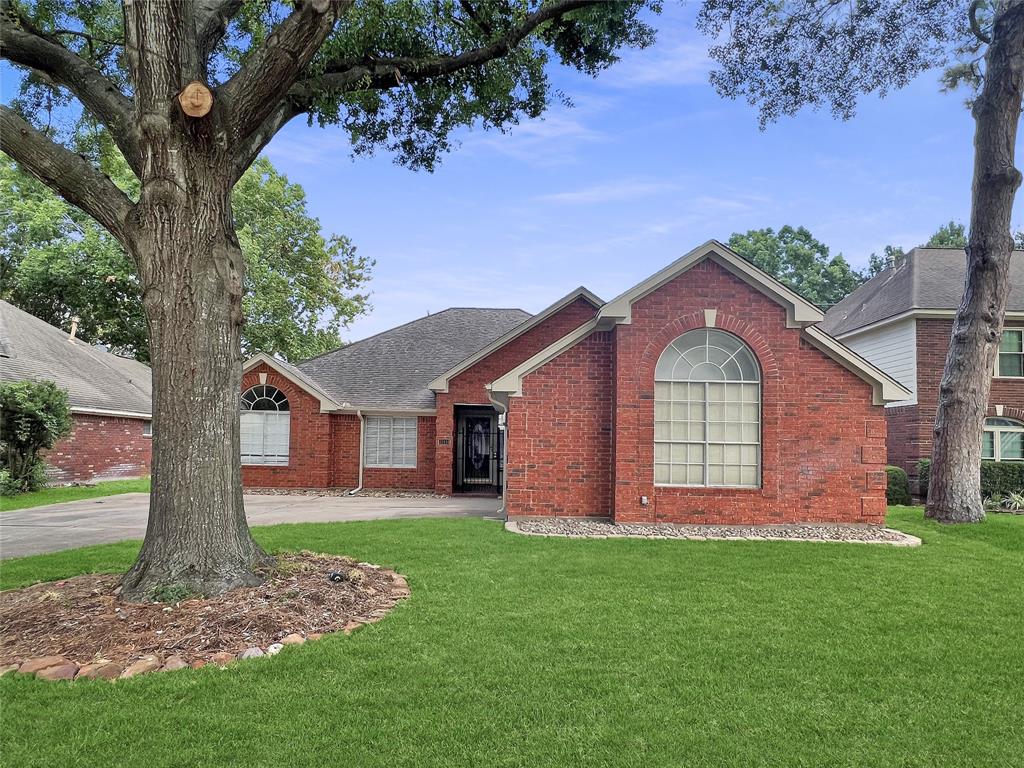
{"left": 0, "top": 477, "right": 150, "bottom": 512}
{"left": 2, "top": 507, "right": 1022, "bottom": 767}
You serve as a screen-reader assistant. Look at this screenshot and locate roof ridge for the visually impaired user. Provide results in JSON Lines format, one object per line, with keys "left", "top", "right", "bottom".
{"left": 296, "top": 307, "right": 531, "bottom": 368}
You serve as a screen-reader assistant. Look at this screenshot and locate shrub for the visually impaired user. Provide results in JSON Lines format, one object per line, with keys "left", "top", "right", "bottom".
{"left": 0, "top": 380, "right": 72, "bottom": 495}
{"left": 917, "top": 458, "right": 1024, "bottom": 500}
{"left": 885, "top": 465, "right": 911, "bottom": 505}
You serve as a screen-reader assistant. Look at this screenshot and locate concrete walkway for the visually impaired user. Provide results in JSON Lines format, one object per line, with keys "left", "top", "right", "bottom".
{"left": 0, "top": 493, "right": 502, "bottom": 559}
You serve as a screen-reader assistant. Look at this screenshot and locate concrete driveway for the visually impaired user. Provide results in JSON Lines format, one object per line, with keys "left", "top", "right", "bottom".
{"left": 0, "top": 493, "right": 502, "bottom": 559}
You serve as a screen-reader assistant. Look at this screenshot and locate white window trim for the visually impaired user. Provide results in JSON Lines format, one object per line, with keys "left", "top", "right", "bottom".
{"left": 983, "top": 418, "right": 1024, "bottom": 462}
{"left": 994, "top": 328, "right": 1024, "bottom": 379}
{"left": 364, "top": 416, "right": 418, "bottom": 469}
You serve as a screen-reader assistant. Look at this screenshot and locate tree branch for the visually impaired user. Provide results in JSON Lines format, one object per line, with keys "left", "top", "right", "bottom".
{"left": 231, "top": 98, "right": 304, "bottom": 181}
{"left": 969, "top": 0, "right": 993, "bottom": 45}
{"left": 195, "top": 0, "right": 245, "bottom": 59}
{"left": 0, "top": 0, "right": 140, "bottom": 173}
{"left": 220, "top": 0, "right": 353, "bottom": 148}
{"left": 291, "top": 0, "right": 598, "bottom": 102}
{"left": 0, "top": 106, "right": 135, "bottom": 244}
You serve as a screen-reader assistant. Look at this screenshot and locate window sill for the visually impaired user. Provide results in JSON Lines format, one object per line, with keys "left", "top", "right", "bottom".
{"left": 655, "top": 483, "right": 761, "bottom": 491}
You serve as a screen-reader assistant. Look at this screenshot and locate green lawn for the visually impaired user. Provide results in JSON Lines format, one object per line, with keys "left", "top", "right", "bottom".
{"left": 0, "top": 477, "right": 150, "bottom": 512}
{"left": 1, "top": 507, "right": 1022, "bottom": 767}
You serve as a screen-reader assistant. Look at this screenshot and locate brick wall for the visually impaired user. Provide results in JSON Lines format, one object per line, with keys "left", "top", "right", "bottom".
{"left": 502, "top": 259, "right": 886, "bottom": 524}
{"left": 506, "top": 332, "right": 613, "bottom": 516}
{"left": 46, "top": 413, "right": 152, "bottom": 483}
{"left": 434, "top": 297, "right": 598, "bottom": 493}
{"left": 887, "top": 319, "right": 1024, "bottom": 479}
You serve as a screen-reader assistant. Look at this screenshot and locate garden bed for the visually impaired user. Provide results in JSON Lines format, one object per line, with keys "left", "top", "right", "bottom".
{"left": 0, "top": 552, "right": 409, "bottom": 680}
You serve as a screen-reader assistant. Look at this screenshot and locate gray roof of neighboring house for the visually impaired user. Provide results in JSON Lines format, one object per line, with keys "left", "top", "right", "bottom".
{"left": 297, "top": 308, "right": 532, "bottom": 410}
{"left": 0, "top": 300, "right": 152, "bottom": 415}
{"left": 821, "top": 248, "right": 1024, "bottom": 336}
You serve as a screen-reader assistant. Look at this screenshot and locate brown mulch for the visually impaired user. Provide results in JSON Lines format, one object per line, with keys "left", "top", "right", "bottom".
{"left": 0, "top": 553, "right": 407, "bottom": 667}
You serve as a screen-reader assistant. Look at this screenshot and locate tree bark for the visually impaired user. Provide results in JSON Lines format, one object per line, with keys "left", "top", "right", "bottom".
{"left": 927, "top": 1, "right": 1024, "bottom": 523}
{"left": 120, "top": 158, "right": 271, "bottom": 600}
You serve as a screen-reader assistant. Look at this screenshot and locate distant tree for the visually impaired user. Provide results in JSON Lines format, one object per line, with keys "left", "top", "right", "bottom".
{"left": 926, "top": 220, "right": 969, "bottom": 248}
{"left": 727, "top": 225, "right": 865, "bottom": 308}
{"left": 1, "top": 154, "right": 371, "bottom": 363}
{"left": 865, "top": 245, "right": 907, "bottom": 277}
{"left": 0, "top": 380, "right": 72, "bottom": 496}
{"left": 699, "top": 0, "right": 1024, "bottom": 524}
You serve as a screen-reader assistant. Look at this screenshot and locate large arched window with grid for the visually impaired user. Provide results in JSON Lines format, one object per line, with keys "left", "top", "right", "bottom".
{"left": 654, "top": 329, "right": 760, "bottom": 487}
{"left": 240, "top": 385, "right": 290, "bottom": 466}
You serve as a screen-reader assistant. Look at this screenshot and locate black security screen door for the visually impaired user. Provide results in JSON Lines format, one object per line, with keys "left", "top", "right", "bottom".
{"left": 455, "top": 410, "right": 502, "bottom": 493}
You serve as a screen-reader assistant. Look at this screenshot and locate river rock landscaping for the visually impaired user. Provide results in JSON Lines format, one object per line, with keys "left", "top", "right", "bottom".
{"left": 507, "top": 518, "right": 921, "bottom": 546}
{"left": 0, "top": 552, "right": 409, "bottom": 681}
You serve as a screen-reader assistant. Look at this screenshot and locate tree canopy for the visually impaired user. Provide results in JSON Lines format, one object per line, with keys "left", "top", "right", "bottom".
{"left": 0, "top": 153, "right": 371, "bottom": 363}
{"left": 727, "top": 225, "right": 865, "bottom": 308}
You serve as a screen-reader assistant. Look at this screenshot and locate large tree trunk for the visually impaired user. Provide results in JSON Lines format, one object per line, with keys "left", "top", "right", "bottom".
{"left": 120, "top": 183, "right": 271, "bottom": 600}
{"left": 927, "top": 3, "right": 1024, "bottom": 524}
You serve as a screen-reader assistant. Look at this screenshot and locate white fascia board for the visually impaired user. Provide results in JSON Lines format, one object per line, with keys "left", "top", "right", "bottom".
{"left": 834, "top": 309, "right": 1024, "bottom": 340}
{"left": 599, "top": 240, "right": 824, "bottom": 329}
{"left": 802, "top": 325, "right": 913, "bottom": 405}
{"left": 242, "top": 352, "right": 343, "bottom": 413}
{"left": 428, "top": 286, "right": 603, "bottom": 393}
{"left": 360, "top": 408, "right": 437, "bottom": 417}
{"left": 489, "top": 317, "right": 603, "bottom": 397}
{"left": 71, "top": 406, "right": 151, "bottom": 419}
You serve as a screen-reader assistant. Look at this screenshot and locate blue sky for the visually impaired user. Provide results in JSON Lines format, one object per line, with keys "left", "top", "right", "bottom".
{"left": 266, "top": 5, "right": 987, "bottom": 341}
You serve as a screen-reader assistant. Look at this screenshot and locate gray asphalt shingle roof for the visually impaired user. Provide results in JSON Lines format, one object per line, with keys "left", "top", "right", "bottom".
{"left": 821, "top": 248, "right": 1024, "bottom": 336}
{"left": 297, "top": 307, "right": 532, "bottom": 410}
{"left": 0, "top": 300, "right": 151, "bottom": 415}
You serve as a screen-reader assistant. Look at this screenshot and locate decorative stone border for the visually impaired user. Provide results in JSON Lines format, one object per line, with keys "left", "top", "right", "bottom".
{"left": 0, "top": 570, "right": 410, "bottom": 683}
{"left": 506, "top": 519, "right": 922, "bottom": 547}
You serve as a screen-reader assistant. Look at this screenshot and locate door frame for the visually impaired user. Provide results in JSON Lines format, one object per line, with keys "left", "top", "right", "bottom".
{"left": 454, "top": 406, "right": 502, "bottom": 494}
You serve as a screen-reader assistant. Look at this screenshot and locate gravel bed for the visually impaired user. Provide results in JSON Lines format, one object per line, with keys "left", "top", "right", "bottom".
{"left": 508, "top": 518, "right": 920, "bottom": 546}
{"left": 245, "top": 488, "right": 447, "bottom": 499}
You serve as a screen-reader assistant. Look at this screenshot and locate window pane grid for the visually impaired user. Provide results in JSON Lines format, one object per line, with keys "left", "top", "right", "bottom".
{"left": 655, "top": 329, "right": 761, "bottom": 488}
{"left": 983, "top": 417, "right": 1024, "bottom": 462}
{"left": 998, "top": 330, "right": 1024, "bottom": 377}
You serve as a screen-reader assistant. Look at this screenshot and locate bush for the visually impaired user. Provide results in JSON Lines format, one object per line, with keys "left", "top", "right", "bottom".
{"left": 0, "top": 380, "right": 72, "bottom": 495}
{"left": 885, "top": 465, "right": 911, "bottom": 505}
{"left": 917, "top": 458, "right": 1024, "bottom": 500}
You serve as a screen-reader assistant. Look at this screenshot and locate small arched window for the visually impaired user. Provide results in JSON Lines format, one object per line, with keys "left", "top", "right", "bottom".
{"left": 983, "top": 417, "right": 1024, "bottom": 461}
{"left": 654, "top": 329, "right": 760, "bottom": 487}
{"left": 240, "top": 385, "right": 290, "bottom": 465}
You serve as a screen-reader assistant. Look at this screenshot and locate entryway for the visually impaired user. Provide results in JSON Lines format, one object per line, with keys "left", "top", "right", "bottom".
{"left": 454, "top": 406, "right": 503, "bottom": 495}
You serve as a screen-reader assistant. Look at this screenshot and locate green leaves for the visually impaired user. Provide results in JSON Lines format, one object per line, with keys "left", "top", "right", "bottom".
{"left": 0, "top": 379, "right": 72, "bottom": 495}
{"left": 1, "top": 154, "right": 372, "bottom": 363}
{"left": 727, "top": 225, "right": 865, "bottom": 309}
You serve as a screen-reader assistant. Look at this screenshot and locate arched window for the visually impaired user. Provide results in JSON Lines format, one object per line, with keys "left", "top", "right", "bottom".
{"left": 654, "top": 329, "right": 760, "bottom": 487}
{"left": 983, "top": 417, "right": 1024, "bottom": 461}
{"left": 240, "top": 385, "right": 290, "bottom": 465}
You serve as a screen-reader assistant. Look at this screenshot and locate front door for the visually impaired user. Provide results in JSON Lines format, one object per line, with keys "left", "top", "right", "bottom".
{"left": 456, "top": 411, "right": 501, "bottom": 492}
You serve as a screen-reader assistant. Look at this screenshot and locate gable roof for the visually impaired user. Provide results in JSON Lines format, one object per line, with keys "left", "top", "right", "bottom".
{"left": 0, "top": 300, "right": 152, "bottom": 417}
{"left": 489, "top": 241, "right": 911, "bottom": 405}
{"left": 821, "top": 248, "right": 1024, "bottom": 337}
{"left": 428, "top": 287, "right": 602, "bottom": 393}
{"left": 289, "top": 308, "right": 530, "bottom": 411}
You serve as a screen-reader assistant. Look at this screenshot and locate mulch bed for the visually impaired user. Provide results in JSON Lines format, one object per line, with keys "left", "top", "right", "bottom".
{"left": 0, "top": 552, "right": 409, "bottom": 673}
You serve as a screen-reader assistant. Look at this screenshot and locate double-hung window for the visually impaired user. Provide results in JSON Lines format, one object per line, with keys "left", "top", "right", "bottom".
{"left": 998, "top": 329, "right": 1024, "bottom": 377}
{"left": 983, "top": 417, "right": 1024, "bottom": 461}
{"left": 364, "top": 416, "right": 417, "bottom": 468}
{"left": 240, "top": 385, "right": 290, "bottom": 466}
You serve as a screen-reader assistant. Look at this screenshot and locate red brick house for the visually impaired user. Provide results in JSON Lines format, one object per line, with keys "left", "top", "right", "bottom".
{"left": 822, "top": 248, "right": 1024, "bottom": 487}
{"left": 0, "top": 300, "right": 152, "bottom": 482}
{"left": 242, "top": 241, "right": 908, "bottom": 524}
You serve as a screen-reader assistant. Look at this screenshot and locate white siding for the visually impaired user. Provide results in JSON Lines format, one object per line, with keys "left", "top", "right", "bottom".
{"left": 841, "top": 318, "right": 917, "bottom": 407}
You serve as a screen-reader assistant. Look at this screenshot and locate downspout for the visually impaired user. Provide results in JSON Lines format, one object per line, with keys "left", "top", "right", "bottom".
{"left": 487, "top": 390, "right": 509, "bottom": 519}
{"left": 348, "top": 409, "right": 365, "bottom": 495}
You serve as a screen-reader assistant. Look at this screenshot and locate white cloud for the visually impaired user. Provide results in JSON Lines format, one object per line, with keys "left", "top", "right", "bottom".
{"left": 538, "top": 179, "right": 679, "bottom": 205}
{"left": 605, "top": 40, "right": 712, "bottom": 88}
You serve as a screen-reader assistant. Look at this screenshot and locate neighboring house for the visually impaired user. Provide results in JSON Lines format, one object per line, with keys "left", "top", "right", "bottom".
{"left": 0, "top": 300, "right": 152, "bottom": 482}
{"left": 821, "top": 248, "right": 1024, "bottom": 484}
{"left": 242, "top": 241, "right": 908, "bottom": 525}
